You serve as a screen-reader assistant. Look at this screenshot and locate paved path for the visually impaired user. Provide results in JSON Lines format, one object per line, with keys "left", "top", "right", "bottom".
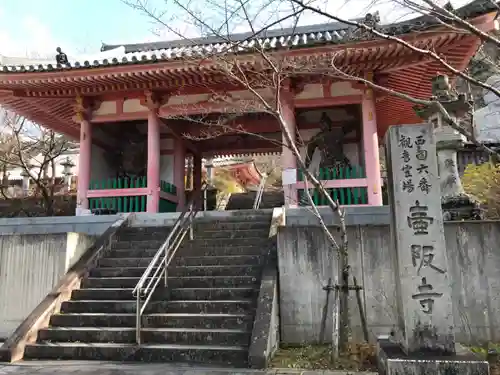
{"left": 0, "top": 362, "right": 377, "bottom": 375}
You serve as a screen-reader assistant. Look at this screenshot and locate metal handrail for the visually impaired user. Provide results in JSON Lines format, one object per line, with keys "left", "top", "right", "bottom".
{"left": 253, "top": 173, "right": 267, "bottom": 209}
{"left": 134, "top": 183, "right": 207, "bottom": 344}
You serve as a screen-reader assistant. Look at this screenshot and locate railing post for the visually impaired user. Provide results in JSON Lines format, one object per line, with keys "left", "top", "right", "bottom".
{"left": 136, "top": 292, "right": 142, "bottom": 345}
{"left": 203, "top": 188, "right": 207, "bottom": 212}
{"left": 189, "top": 213, "right": 194, "bottom": 240}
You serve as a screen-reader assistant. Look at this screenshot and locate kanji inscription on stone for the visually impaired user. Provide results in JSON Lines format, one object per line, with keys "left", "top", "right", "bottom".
{"left": 385, "top": 124, "right": 455, "bottom": 355}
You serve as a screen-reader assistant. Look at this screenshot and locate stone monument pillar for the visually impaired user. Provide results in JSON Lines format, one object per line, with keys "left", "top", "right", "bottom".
{"left": 415, "top": 75, "right": 482, "bottom": 220}
{"left": 378, "top": 123, "right": 488, "bottom": 375}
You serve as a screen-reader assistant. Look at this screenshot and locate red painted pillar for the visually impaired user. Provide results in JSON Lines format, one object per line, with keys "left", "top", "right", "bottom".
{"left": 362, "top": 89, "right": 383, "bottom": 206}
{"left": 174, "top": 139, "right": 186, "bottom": 211}
{"left": 280, "top": 88, "right": 298, "bottom": 207}
{"left": 193, "top": 154, "right": 202, "bottom": 192}
{"left": 147, "top": 108, "right": 161, "bottom": 213}
{"left": 193, "top": 153, "right": 202, "bottom": 209}
{"left": 76, "top": 117, "right": 92, "bottom": 214}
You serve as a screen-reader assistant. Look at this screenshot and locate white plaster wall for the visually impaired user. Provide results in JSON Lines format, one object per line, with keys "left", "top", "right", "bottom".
{"left": 90, "top": 144, "right": 115, "bottom": 182}
{"left": 160, "top": 155, "right": 174, "bottom": 184}
{"left": 94, "top": 101, "right": 117, "bottom": 116}
{"left": 123, "top": 99, "right": 147, "bottom": 113}
{"left": 330, "top": 81, "right": 362, "bottom": 97}
{"left": 294, "top": 84, "right": 323, "bottom": 100}
{"left": 164, "top": 88, "right": 275, "bottom": 108}
{"left": 166, "top": 94, "right": 210, "bottom": 106}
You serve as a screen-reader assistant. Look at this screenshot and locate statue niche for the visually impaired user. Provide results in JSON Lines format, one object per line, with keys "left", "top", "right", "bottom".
{"left": 103, "top": 127, "right": 147, "bottom": 180}
{"left": 304, "top": 112, "right": 352, "bottom": 176}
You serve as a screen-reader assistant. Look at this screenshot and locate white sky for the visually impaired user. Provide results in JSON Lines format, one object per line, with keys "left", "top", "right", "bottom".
{"left": 0, "top": 0, "right": 477, "bottom": 58}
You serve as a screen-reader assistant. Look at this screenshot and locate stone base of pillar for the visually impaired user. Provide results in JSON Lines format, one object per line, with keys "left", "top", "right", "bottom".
{"left": 377, "top": 339, "right": 489, "bottom": 375}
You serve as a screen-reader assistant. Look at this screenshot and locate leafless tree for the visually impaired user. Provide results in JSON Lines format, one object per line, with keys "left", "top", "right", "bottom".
{"left": 0, "top": 110, "right": 75, "bottom": 216}
{"left": 123, "top": 0, "right": 499, "bottom": 356}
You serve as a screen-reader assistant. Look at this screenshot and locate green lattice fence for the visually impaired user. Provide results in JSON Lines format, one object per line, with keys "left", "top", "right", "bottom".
{"left": 88, "top": 177, "right": 178, "bottom": 213}
{"left": 297, "top": 165, "right": 368, "bottom": 206}
{"left": 159, "top": 180, "right": 177, "bottom": 213}
{"left": 88, "top": 176, "right": 147, "bottom": 213}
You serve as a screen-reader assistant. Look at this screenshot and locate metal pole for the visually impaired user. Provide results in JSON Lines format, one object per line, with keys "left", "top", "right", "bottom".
{"left": 189, "top": 213, "right": 194, "bottom": 240}
{"left": 136, "top": 292, "right": 142, "bottom": 345}
{"left": 203, "top": 188, "right": 207, "bottom": 211}
{"left": 164, "top": 244, "right": 168, "bottom": 287}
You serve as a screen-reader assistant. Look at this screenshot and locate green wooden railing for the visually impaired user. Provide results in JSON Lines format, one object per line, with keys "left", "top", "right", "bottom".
{"left": 297, "top": 165, "right": 366, "bottom": 181}
{"left": 159, "top": 180, "right": 177, "bottom": 213}
{"left": 88, "top": 177, "right": 177, "bottom": 213}
{"left": 297, "top": 165, "right": 368, "bottom": 206}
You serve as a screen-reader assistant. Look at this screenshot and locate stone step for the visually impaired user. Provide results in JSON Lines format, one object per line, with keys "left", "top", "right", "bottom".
{"left": 193, "top": 229, "right": 269, "bottom": 239}
{"left": 38, "top": 327, "right": 251, "bottom": 346}
{"left": 89, "top": 265, "right": 261, "bottom": 278}
{"left": 71, "top": 287, "right": 257, "bottom": 301}
{"left": 169, "top": 265, "right": 262, "bottom": 278}
{"left": 181, "top": 244, "right": 274, "bottom": 257}
{"left": 182, "top": 237, "right": 273, "bottom": 249}
{"left": 195, "top": 210, "right": 272, "bottom": 221}
{"left": 98, "top": 257, "right": 155, "bottom": 268}
{"left": 119, "top": 227, "right": 172, "bottom": 236}
{"left": 106, "top": 245, "right": 270, "bottom": 258}
{"left": 170, "top": 287, "right": 258, "bottom": 300}
{"left": 60, "top": 300, "right": 168, "bottom": 314}
{"left": 194, "top": 221, "right": 270, "bottom": 231}
{"left": 110, "top": 237, "right": 273, "bottom": 251}
{"left": 81, "top": 276, "right": 259, "bottom": 289}
{"left": 111, "top": 240, "right": 164, "bottom": 250}
{"left": 105, "top": 248, "right": 161, "bottom": 258}
{"left": 174, "top": 255, "right": 264, "bottom": 267}
{"left": 59, "top": 299, "right": 254, "bottom": 315}
{"left": 165, "top": 300, "right": 254, "bottom": 314}
{"left": 166, "top": 276, "right": 260, "bottom": 289}
{"left": 24, "top": 342, "right": 248, "bottom": 365}
{"left": 81, "top": 277, "right": 152, "bottom": 289}
{"left": 117, "top": 228, "right": 171, "bottom": 240}
{"left": 71, "top": 288, "right": 168, "bottom": 301}
{"left": 88, "top": 267, "right": 151, "bottom": 278}
{"left": 49, "top": 313, "right": 254, "bottom": 330}
{"left": 118, "top": 228, "right": 270, "bottom": 241}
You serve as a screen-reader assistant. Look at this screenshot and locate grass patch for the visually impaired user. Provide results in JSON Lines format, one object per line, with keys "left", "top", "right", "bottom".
{"left": 469, "top": 343, "right": 500, "bottom": 375}
{"left": 270, "top": 343, "right": 377, "bottom": 371}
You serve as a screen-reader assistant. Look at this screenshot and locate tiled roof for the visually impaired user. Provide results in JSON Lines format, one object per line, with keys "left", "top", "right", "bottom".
{"left": 0, "top": 0, "right": 497, "bottom": 74}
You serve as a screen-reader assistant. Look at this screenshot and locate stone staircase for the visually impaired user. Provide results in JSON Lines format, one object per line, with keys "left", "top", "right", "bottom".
{"left": 24, "top": 210, "right": 275, "bottom": 366}
{"left": 226, "top": 191, "right": 284, "bottom": 210}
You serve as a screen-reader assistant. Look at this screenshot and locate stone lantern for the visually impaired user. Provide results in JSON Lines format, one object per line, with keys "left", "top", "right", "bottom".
{"left": 60, "top": 156, "right": 75, "bottom": 192}
{"left": 414, "top": 74, "right": 482, "bottom": 220}
{"left": 20, "top": 169, "right": 31, "bottom": 197}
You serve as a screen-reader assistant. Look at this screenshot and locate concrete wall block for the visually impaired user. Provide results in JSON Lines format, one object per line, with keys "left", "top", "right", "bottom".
{"left": 278, "top": 221, "right": 500, "bottom": 345}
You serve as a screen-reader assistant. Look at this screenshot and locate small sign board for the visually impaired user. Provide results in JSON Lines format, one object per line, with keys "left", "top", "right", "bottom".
{"left": 282, "top": 168, "right": 297, "bottom": 186}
